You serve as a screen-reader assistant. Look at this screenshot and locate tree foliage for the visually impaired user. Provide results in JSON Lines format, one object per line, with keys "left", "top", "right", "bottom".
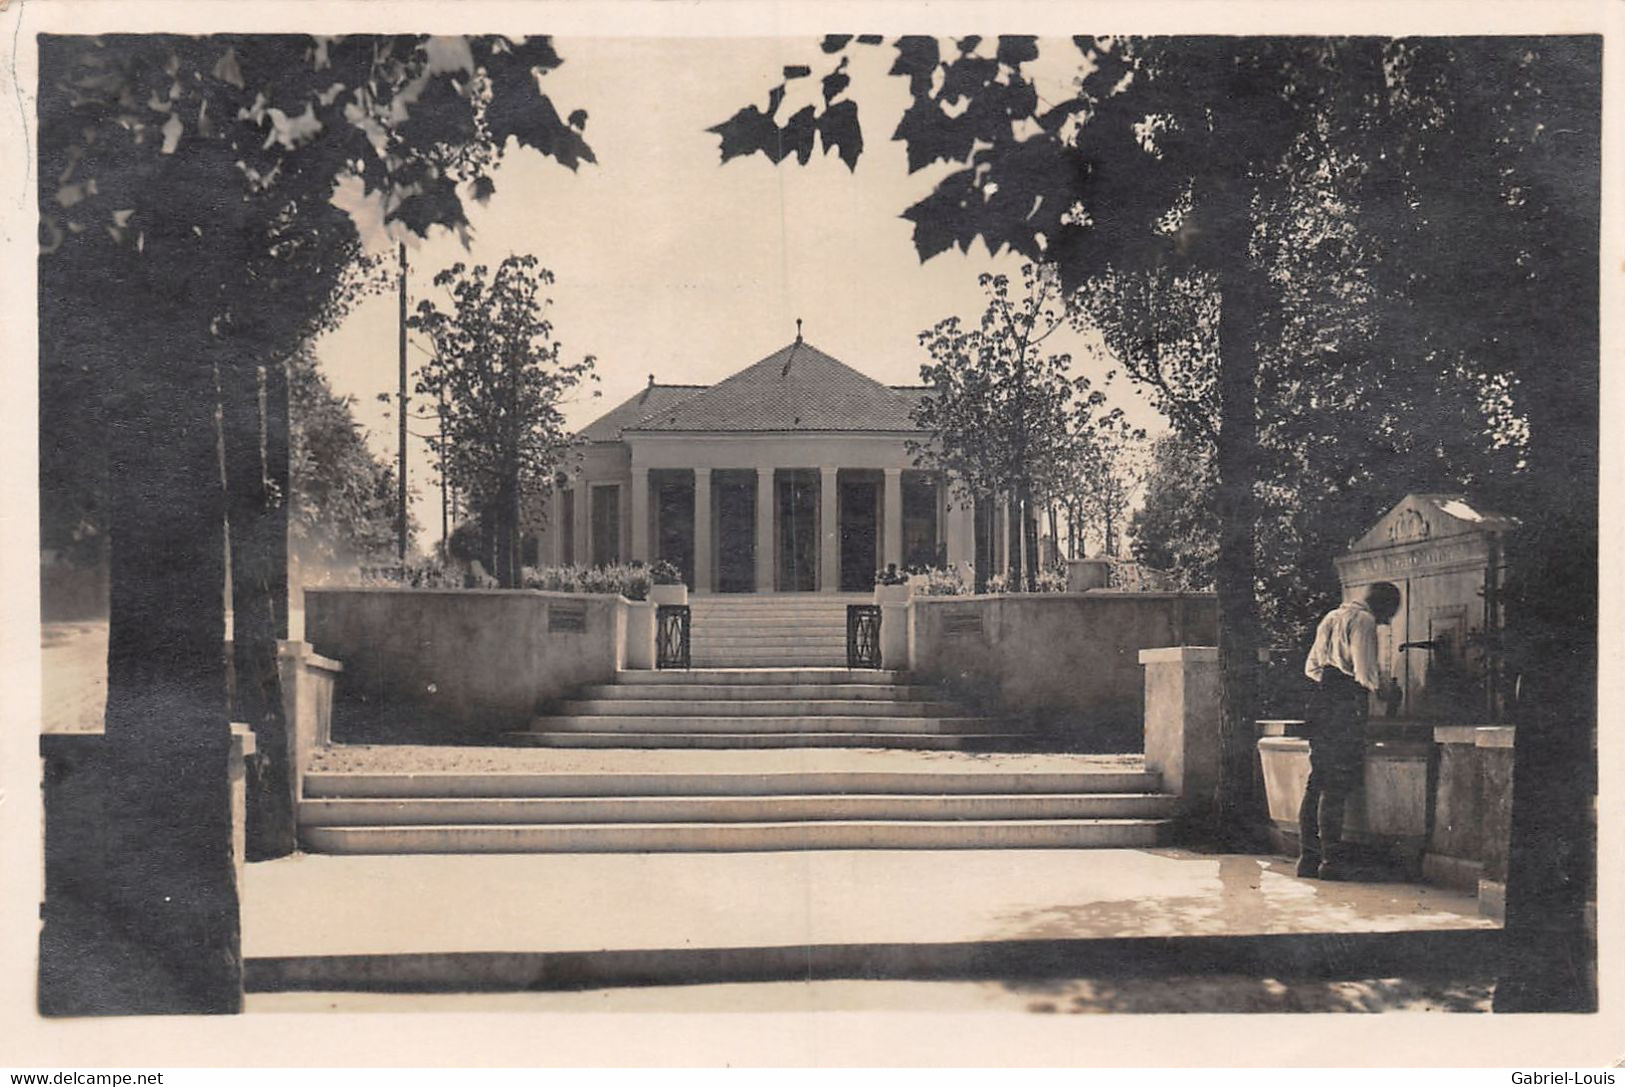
{"left": 1060, "top": 418, "right": 1146, "bottom": 560}
{"left": 909, "top": 263, "right": 1079, "bottom": 590}
{"left": 287, "top": 345, "right": 405, "bottom": 569}
{"left": 36, "top": 33, "right": 596, "bottom": 1001}
{"left": 713, "top": 38, "right": 1599, "bottom": 996}
{"left": 1130, "top": 432, "right": 1218, "bottom": 588}
{"left": 407, "top": 255, "right": 598, "bottom": 587}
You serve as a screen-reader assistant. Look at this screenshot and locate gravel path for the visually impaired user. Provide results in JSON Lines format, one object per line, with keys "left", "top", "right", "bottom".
{"left": 307, "top": 744, "right": 1147, "bottom": 775}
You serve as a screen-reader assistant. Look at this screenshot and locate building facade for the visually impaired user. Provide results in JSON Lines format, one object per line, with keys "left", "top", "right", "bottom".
{"left": 538, "top": 336, "right": 984, "bottom": 593}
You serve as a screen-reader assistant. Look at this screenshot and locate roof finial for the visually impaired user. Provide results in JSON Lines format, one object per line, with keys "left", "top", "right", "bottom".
{"left": 647, "top": 373, "right": 655, "bottom": 388}
{"left": 795, "top": 318, "right": 803, "bottom": 343}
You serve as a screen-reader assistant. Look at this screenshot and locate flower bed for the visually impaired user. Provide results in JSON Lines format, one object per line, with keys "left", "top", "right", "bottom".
{"left": 522, "top": 563, "right": 653, "bottom": 601}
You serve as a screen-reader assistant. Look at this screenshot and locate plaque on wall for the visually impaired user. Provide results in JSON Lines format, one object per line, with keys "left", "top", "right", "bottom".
{"left": 942, "top": 609, "right": 984, "bottom": 638}
{"left": 548, "top": 603, "right": 588, "bottom": 633}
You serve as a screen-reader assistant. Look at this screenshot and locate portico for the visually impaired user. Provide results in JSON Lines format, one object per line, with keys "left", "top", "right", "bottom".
{"left": 539, "top": 337, "right": 977, "bottom": 592}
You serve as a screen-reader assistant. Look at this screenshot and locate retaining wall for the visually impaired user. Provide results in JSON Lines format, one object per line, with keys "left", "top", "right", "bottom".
{"left": 909, "top": 592, "right": 1218, "bottom": 750}
{"left": 304, "top": 588, "right": 627, "bottom": 741}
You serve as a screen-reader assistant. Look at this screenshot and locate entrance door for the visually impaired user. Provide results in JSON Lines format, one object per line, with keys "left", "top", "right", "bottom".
{"left": 840, "top": 479, "right": 878, "bottom": 590}
{"left": 591, "top": 485, "right": 621, "bottom": 567}
{"left": 778, "top": 474, "right": 817, "bottom": 592}
{"left": 654, "top": 476, "right": 694, "bottom": 588}
{"left": 715, "top": 473, "right": 756, "bottom": 592}
{"left": 902, "top": 473, "right": 942, "bottom": 570}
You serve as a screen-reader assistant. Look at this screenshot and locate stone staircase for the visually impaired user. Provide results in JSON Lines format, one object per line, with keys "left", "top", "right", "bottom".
{"left": 296, "top": 751, "right": 1175, "bottom": 854}
{"left": 688, "top": 593, "right": 861, "bottom": 667}
{"left": 296, "top": 656, "right": 1179, "bottom": 855}
{"left": 517, "top": 668, "right": 999, "bottom": 750}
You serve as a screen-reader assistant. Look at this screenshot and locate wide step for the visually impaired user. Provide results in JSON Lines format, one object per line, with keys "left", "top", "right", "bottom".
{"left": 301, "top": 818, "right": 1168, "bottom": 854}
{"left": 534, "top": 714, "right": 991, "bottom": 734}
{"left": 573, "top": 683, "right": 940, "bottom": 701}
{"left": 510, "top": 731, "right": 1011, "bottom": 750}
{"left": 556, "top": 699, "right": 964, "bottom": 717}
{"left": 615, "top": 669, "right": 900, "bottom": 685}
{"left": 301, "top": 792, "right": 1175, "bottom": 826}
{"left": 303, "top": 766, "right": 1166, "bottom": 798}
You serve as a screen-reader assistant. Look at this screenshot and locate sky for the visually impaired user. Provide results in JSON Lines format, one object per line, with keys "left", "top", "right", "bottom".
{"left": 313, "top": 37, "right": 1170, "bottom": 550}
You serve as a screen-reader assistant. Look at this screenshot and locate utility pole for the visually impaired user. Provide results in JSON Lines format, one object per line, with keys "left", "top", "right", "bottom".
{"left": 438, "top": 389, "right": 449, "bottom": 558}
{"left": 397, "top": 241, "right": 408, "bottom": 564}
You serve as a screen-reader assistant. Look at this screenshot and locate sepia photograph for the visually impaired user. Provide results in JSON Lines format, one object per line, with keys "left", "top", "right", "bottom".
{"left": 6, "top": 0, "right": 1618, "bottom": 1069}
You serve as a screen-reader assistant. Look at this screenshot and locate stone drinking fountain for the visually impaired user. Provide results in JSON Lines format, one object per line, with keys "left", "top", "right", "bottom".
{"left": 1257, "top": 493, "right": 1518, "bottom": 913}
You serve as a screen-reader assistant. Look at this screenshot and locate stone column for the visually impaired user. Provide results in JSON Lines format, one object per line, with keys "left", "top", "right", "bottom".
{"left": 693, "top": 467, "right": 713, "bottom": 593}
{"left": 945, "top": 492, "right": 975, "bottom": 578}
{"left": 755, "top": 467, "right": 775, "bottom": 592}
{"left": 630, "top": 466, "right": 650, "bottom": 563}
{"left": 571, "top": 484, "right": 589, "bottom": 568}
{"left": 549, "top": 482, "right": 567, "bottom": 566}
{"left": 819, "top": 465, "right": 839, "bottom": 592}
{"left": 883, "top": 468, "right": 904, "bottom": 572}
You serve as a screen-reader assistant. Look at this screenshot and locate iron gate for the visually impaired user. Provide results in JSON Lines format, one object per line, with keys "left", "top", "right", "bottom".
{"left": 846, "top": 604, "right": 882, "bottom": 669}
{"left": 656, "top": 604, "right": 690, "bottom": 669}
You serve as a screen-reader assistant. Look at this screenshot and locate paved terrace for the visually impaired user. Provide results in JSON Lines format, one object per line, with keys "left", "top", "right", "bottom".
{"left": 244, "top": 844, "right": 1497, "bottom": 994}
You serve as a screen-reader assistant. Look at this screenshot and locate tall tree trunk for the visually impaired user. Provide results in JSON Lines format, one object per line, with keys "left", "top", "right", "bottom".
{"left": 1210, "top": 236, "right": 1268, "bottom": 848}
{"left": 481, "top": 506, "right": 498, "bottom": 577}
{"left": 493, "top": 474, "right": 519, "bottom": 588}
{"left": 1006, "top": 495, "right": 1023, "bottom": 590}
{"left": 511, "top": 473, "right": 525, "bottom": 580}
{"left": 41, "top": 287, "right": 243, "bottom": 1014}
{"left": 265, "top": 358, "right": 290, "bottom": 639}
{"left": 973, "top": 497, "right": 989, "bottom": 592}
{"left": 1493, "top": 515, "right": 1597, "bottom": 1011}
{"left": 1022, "top": 491, "right": 1041, "bottom": 588}
{"left": 222, "top": 357, "right": 296, "bottom": 860}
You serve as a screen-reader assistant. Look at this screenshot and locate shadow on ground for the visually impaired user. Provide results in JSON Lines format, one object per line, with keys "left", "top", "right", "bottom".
{"left": 1001, "top": 973, "right": 1493, "bottom": 1013}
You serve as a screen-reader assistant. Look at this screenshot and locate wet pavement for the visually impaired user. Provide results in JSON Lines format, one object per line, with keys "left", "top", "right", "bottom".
{"left": 245, "top": 847, "right": 1493, "bottom": 960}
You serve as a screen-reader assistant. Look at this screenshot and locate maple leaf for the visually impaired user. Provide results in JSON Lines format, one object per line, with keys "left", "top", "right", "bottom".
{"left": 818, "top": 100, "right": 863, "bottom": 171}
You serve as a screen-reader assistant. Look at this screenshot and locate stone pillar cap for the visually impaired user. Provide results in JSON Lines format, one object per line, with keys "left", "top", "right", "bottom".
{"left": 1138, "top": 646, "right": 1219, "bottom": 664}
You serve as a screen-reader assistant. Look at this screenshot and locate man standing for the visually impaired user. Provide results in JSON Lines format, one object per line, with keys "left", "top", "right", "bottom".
{"left": 1299, "top": 581, "right": 1402, "bottom": 879}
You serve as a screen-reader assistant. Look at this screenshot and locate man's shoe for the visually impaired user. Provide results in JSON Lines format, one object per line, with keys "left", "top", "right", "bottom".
{"left": 1317, "top": 860, "right": 1353, "bottom": 881}
{"left": 1295, "top": 853, "right": 1322, "bottom": 878}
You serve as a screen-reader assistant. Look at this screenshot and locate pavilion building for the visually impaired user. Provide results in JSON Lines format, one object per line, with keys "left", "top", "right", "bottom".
{"left": 538, "top": 334, "right": 993, "bottom": 593}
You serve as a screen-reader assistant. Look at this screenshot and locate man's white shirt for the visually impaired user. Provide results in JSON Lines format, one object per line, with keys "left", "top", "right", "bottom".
{"left": 1304, "top": 599, "right": 1381, "bottom": 692}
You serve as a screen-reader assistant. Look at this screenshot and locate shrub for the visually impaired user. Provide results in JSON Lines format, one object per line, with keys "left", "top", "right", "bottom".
{"left": 875, "top": 563, "right": 909, "bottom": 587}
{"left": 1034, "top": 565, "right": 1069, "bottom": 593}
{"left": 648, "top": 559, "right": 684, "bottom": 586}
{"left": 978, "top": 566, "right": 1068, "bottom": 593}
{"left": 913, "top": 565, "right": 969, "bottom": 596}
{"left": 521, "top": 562, "right": 651, "bottom": 601}
{"left": 359, "top": 557, "right": 457, "bottom": 589}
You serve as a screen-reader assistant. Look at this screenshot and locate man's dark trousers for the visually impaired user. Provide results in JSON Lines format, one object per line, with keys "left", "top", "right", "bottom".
{"left": 1299, "top": 669, "right": 1368, "bottom": 864}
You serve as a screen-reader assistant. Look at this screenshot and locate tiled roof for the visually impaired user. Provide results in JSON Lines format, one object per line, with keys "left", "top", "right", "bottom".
{"left": 887, "top": 385, "right": 932, "bottom": 421}
{"left": 579, "top": 383, "right": 707, "bottom": 442}
{"left": 628, "top": 340, "right": 925, "bottom": 433}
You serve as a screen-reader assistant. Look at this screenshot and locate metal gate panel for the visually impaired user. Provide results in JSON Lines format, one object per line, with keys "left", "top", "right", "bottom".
{"left": 656, "top": 605, "right": 691, "bottom": 669}
{"left": 847, "top": 604, "right": 882, "bottom": 669}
